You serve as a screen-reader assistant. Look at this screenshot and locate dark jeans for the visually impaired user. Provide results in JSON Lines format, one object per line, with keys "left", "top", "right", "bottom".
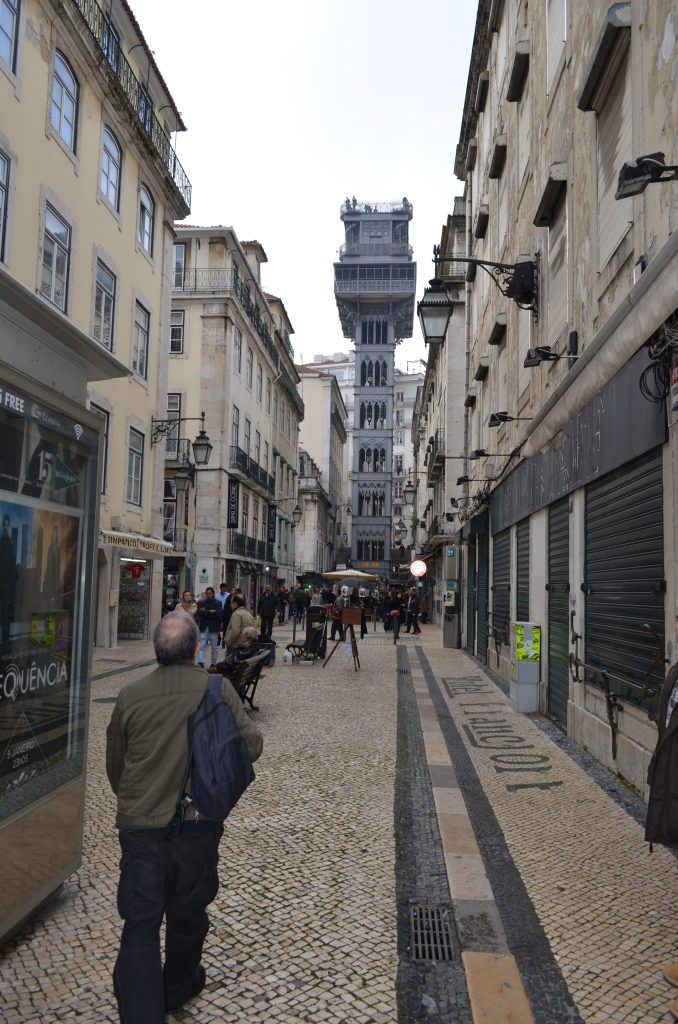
{"left": 260, "top": 615, "right": 274, "bottom": 637}
{"left": 113, "top": 823, "right": 222, "bottom": 1024}
{"left": 392, "top": 615, "right": 401, "bottom": 640}
{"left": 330, "top": 618, "right": 344, "bottom": 641}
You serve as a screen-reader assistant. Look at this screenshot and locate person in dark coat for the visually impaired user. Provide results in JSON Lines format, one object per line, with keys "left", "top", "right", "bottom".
{"left": 645, "top": 612, "right": 678, "bottom": 1017}
{"left": 405, "top": 589, "right": 421, "bottom": 634}
{"left": 387, "top": 591, "right": 404, "bottom": 644}
{"left": 195, "top": 588, "right": 221, "bottom": 668}
{"left": 258, "top": 586, "right": 278, "bottom": 638}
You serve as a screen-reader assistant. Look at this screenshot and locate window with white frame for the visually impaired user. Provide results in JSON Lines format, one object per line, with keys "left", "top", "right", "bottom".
{"left": 138, "top": 184, "right": 154, "bottom": 255}
{"left": 254, "top": 430, "right": 261, "bottom": 464}
{"left": 265, "top": 376, "right": 271, "bottom": 413}
{"left": 127, "top": 427, "right": 144, "bottom": 505}
{"left": 173, "top": 243, "right": 185, "bottom": 288}
{"left": 273, "top": 389, "right": 278, "bottom": 425}
{"left": 596, "top": 47, "right": 631, "bottom": 269}
{"left": 393, "top": 482, "right": 403, "bottom": 499}
{"left": 394, "top": 455, "right": 403, "bottom": 475}
{"left": 90, "top": 403, "right": 109, "bottom": 494}
{"left": 232, "top": 405, "right": 239, "bottom": 447}
{"left": 261, "top": 503, "right": 267, "bottom": 540}
{"left": 132, "top": 301, "right": 149, "bottom": 378}
{"left": 280, "top": 399, "right": 285, "bottom": 431}
{"left": 256, "top": 362, "right": 263, "bottom": 402}
{"left": 547, "top": 193, "right": 567, "bottom": 345}
{"left": 93, "top": 259, "right": 115, "bottom": 350}
{"left": 170, "top": 309, "right": 185, "bottom": 354}
{"left": 394, "top": 430, "right": 404, "bottom": 445}
{"left": 395, "top": 410, "right": 403, "bottom": 427}
{"left": 166, "top": 393, "right": 181, "bottom": 458}
{"left": 253, "top": 499, "right": 259, "bottom": 538}
{"left": 263, "top": 441, "right": 269, "bottom": 473}
{"left": 246, "top": 346, "right": 253, "bottom": 387}
{"left": 0, "top": 0, "right": 20, "bottom": 72}
{"left": 396, "top": 391, "right": 404, "bottom": 403}
{"left": 50, "top": 51, "right": 78, "bottom": 151}
{"left": 546, "top": 0, "right": 566, "bottom": 92}
{"left": 286, "top": 409, "right": 291, "bottom": 438}
{"left": 244, "top": 417, "right": 251, "bottom": 454}
{"left": 41, "top": 205, "right": 70, "bottom": 311}
{"left": 0, "top": 148, "right": 8, "bottom": 262}
{"left": 233, "top": 326, "right": 242, "bottom": 373}
{"left": 100, "top": 127, "right": 121, "bottom": 209}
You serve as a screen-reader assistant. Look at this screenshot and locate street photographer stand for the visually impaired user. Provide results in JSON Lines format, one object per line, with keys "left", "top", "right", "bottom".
{"left": 323, "top": 607, "right": 361, "bottom": 672}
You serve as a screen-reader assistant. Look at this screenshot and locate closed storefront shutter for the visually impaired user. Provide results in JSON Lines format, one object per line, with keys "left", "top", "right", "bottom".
{"left": 466, "top": 536, "right": 476, "bottom": 654}
{"left": 584, "top": 448, "right": 664, "bottom": 703}
{"left": 477, "top": 534, "right": 489, "bottom": 664}
{"left": 516, "top": 518, "right": 530, "bottom": 621}
{"left": 548, "top": 498, "right": 570, "bottom": 726}
{"left": 492, "top": 528, "right": 511, "bottom": 645}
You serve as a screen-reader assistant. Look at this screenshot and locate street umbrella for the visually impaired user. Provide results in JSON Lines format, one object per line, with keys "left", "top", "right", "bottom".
{"left": 321, "top": 569, "right": 378, "bottom": 583}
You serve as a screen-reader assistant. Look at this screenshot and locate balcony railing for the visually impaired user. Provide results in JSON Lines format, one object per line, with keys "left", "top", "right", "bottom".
{"left": 174, "top": 268, "right": 235, "bottom": 292}
{"left": 339, "top": 242, "right": 413, "bottom": 258}
{"left": 71, "top": 0, "right": 191, "bottom": 210}
{"left": 334, "top": 278, "right": 416, "bottom": 294}
{"left": 227, "top": 530, "right": 247, "bottom": 555}
{"left": 233, "top": 274, "right": 279, "bottom": 368}
{"left": 229, "top": 447, "right": 275, "bottom": 495}
{"left": 340, "top": 199, "right": 413, "bottom": 216}
{"left": 427, "top": 430, "right": 446, "bottom": 484}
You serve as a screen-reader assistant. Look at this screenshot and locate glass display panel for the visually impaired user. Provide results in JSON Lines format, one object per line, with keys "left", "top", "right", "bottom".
{"left": 0, "top": 379, "right": 99, "bottom": 822}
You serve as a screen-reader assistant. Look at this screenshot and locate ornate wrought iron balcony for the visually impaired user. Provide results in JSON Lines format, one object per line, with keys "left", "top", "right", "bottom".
{"left": 71, "top": 0, "right": 191, "bottom": 211}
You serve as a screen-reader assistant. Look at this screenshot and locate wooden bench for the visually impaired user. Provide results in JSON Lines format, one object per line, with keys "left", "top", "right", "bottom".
{"left": 230, "top": 651, "right": 270, "bottom": 711}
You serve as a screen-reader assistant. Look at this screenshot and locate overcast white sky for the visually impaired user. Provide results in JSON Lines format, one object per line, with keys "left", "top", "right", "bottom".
{"left": 132, "top": 0, "right": 477, "bottom": 372}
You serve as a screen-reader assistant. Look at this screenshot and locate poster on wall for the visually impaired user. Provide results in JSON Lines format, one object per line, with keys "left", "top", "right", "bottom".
{"left": 0, "top": 380, "right": 97, "bottom": 819}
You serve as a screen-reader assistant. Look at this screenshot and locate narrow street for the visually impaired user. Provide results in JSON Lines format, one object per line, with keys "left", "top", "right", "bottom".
{"left": 2, "top": 623, "right": 677, "bottom": 1024}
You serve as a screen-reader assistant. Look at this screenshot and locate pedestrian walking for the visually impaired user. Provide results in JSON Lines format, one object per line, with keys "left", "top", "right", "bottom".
{"left": 294, "top": 585, "right": 307, "bottom": 624}
{"left": 330, "top": 590, "right": 345, "bottom": 641}
{"left": 175, "top": 590, "right": 197, "bottom": 620}
{"left": 405, "top": 588, "right": 421, "bottom": 634}
{"left": 277, "top": 586, "right": 287, "bottom": 624}
{"left": 106, "top": 611, "right": 263, "bottom": 1023}
{"left": 646, "top": 608, "right": 678, "bottom": 1020}
{"left": 388, "top": 591, "right": 404, "bottom": 643}
{"left": 258, "top": 585, "right": 278, "bottom": 638}
{"left": 196, "top": 587, "right": 221, "bottom": 668}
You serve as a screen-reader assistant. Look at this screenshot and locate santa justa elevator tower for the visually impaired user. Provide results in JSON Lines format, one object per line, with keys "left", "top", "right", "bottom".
{"left": 334, "top": 198, "right": 416, "bottom": 574}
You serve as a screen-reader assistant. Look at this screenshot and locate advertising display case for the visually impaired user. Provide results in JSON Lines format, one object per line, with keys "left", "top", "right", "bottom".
{"left": 0, "top": 376, "right": 101, "bottom": 941}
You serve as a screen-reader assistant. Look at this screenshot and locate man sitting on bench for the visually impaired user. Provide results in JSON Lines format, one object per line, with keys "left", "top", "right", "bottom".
{"left": 208, "top": 626, "right": 273, "bottom": 679}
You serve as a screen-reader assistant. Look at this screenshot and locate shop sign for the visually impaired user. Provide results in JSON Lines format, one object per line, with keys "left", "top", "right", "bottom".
{"left": 99, "top": 530, "right": 172, "bottom": 555}
{"left": 227, "top": 479, "right": 240, "bottom": 528}
{"left": 267, "top": 503, "right": 277, "bottom": 543}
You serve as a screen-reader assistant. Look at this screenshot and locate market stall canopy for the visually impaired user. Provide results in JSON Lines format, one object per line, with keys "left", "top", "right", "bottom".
{"left": 322, "top": 569, "right": 378, "bottom": 582}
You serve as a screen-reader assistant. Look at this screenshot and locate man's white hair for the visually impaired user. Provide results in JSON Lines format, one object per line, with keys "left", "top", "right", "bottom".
{"left": 242, "top": 626, "right": 259, "bottom": 639}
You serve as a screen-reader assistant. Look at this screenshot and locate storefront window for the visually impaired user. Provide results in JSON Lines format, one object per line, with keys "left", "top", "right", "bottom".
{"left": 0, "top": 378, "right": 99, "bottom": 822}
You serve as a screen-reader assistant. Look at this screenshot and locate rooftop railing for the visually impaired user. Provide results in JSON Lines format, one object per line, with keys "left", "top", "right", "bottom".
{"left": 339, "top": 242, "right": 413, "bottom": 258}
{"left": 340, "top": 200, "right": 413, "bottom": 216}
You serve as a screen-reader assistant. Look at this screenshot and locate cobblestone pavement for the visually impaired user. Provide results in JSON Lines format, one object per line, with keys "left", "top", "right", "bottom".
{"left": 4, "top": 624, "right": 678, "bottom": 1024}
{"left": 2, "top": 625, "right": 400, "bottom": 1023}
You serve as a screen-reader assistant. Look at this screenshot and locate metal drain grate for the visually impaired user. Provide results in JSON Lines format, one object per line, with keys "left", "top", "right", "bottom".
{"left": 410, "top": 904, "right": 455, "bottom": 961}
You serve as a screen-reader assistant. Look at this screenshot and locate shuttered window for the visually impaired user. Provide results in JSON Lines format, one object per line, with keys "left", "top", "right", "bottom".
{"left": 547, "top": 193, "right": 567, "bottom": 345}
{"left": 492, "top": 529, "right": 511, "bottom": 645}
{"left": 596, "top": 47, "right": 631, "bottom": 268}
{"left": 584, "top": 449, "right": 664, "bottom": 703}
{"left": 516, "top": 518, "right": 530, "bottom": 621}
{"left": 546, "top": 0, "right": 566, "bottom": 92}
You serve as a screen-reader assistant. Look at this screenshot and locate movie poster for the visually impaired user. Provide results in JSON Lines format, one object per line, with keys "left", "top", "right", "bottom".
{"left": 0, "top": 381, "right": 97, "bottom": 817}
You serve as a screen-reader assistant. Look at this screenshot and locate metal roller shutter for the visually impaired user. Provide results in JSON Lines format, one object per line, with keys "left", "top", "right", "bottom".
{"left": 466, "top": 536, "right": 476, "bottom": 654}
{"left": 477, "top": 534, "right": 489, "bottom": 664}
{"left": 547, "top": 498, "right": 570, "bottom": 727}
{"left": 584, "top": 448, "right": 664, "bottom": 703}
{"left": 492, "top": 528, "right": 511, "bottom": 645}
{"left": 516, "top": 518, "right": 530, "bottom": 621}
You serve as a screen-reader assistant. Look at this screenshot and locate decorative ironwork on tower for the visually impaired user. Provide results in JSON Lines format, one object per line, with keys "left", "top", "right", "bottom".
{"left": 334, "top": 197, "right": 416, "bottom": 573}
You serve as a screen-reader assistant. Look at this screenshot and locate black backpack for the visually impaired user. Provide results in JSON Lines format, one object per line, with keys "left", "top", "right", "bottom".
{"left": 168, "top": 678, "right": 254, "bottom": 834}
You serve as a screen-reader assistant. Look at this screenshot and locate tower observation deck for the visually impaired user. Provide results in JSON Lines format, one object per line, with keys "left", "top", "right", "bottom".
{"left": 333, "top": 198, "right": 417, "bottom": 573}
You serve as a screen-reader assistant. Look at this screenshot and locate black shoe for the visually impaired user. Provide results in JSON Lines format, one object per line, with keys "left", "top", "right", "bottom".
{"left": 166, "top": 965, "right": 206, "bottom": 1014}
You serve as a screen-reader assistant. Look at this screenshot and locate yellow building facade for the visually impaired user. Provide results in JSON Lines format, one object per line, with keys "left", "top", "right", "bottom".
{"left": 0, "top": 0, "right": 191, "bottom": 645}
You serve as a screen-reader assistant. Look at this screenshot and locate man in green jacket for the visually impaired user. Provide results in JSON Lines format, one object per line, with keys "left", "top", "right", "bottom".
{"left": 106, "top": 611, "right": 263, "bottom": 1024}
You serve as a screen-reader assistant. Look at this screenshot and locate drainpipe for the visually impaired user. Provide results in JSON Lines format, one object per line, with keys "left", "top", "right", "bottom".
{"left": 463, "top": 174, "right": 473, "bottom": 494}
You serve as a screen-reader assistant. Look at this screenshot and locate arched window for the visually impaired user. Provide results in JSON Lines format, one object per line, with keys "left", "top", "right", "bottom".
{"left": 51, "top": 51, "right": 78, "bottom": 151}
{"left": 361, "top": 360, "right": 367, "bottom": 386}
{"left": 381, "top": 359, "right": 387, "bottom": 385}
{"left": 367, "top": 360, "right": 374, "bottom": 385}
{"left": 138, "top": 184, "right": 154, "bottom": 255}
{"left": 100, "top": 127, "right": 122, "bottom": 209}
{"left": 375, "top": 361, "right": 381, "bottom": 386}
{"left": 380, "top": 402, "right": 386, "bottom": 426}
